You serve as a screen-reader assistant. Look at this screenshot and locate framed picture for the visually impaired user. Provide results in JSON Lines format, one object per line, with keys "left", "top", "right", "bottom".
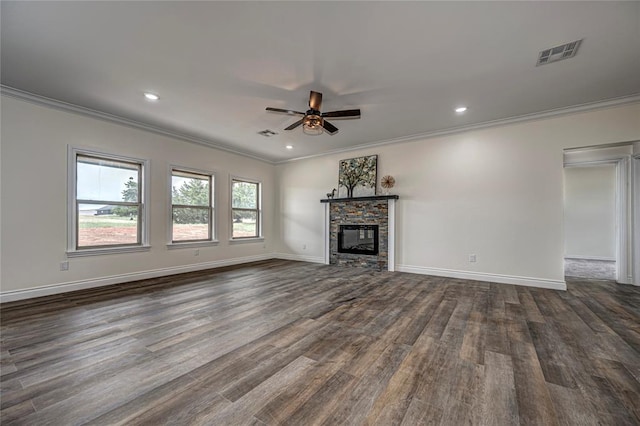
{"left": 338, "top": 155, "right": 377, "bottom": 198}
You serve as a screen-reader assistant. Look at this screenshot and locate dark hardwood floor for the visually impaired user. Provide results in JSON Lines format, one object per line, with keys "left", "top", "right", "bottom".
{"left": 1, "top": 260, "right": 639, "bottom": 425}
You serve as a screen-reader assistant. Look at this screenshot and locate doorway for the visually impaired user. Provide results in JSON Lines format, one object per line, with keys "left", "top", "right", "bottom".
{"left": 563, "top": 142, "right": 635, "bottom": 284}
{"left": 563, "top": 164, "right": 617, "bottom": 280}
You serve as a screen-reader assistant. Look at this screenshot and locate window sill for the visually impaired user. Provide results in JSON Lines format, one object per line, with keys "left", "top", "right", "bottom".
{"left": 166, "top": 240, "right": 219, "bottom": 250}
{"left": 229, "top": 237, "right": 265, "bottom": 245}
{"left": 66, "top": 245, "right": 151, "bottom": 258}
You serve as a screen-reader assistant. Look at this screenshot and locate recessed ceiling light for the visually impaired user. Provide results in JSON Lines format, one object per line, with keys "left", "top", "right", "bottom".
{"left": 144, "top": 92, "right": 159, "bottom": 101}
{"left": 455, "top": 106, "right": 467, "bottom": 113}
{"left": 285, "top": 145, "right": 293, "bottom": 150}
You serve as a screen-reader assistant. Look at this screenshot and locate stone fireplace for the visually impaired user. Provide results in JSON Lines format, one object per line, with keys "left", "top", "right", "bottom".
{"left": 321, "top": 195, "right": 398, "bottom": 271}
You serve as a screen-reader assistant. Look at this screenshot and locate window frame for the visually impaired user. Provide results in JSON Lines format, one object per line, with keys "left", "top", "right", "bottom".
{"left": 67, "top": 146, "right": 150, "bottom": 257}
{"left": 230, "top": 176, "right": 262, "bottom": 241}
{"left": 167, "top": 165, "right": 218, "bottom": 248}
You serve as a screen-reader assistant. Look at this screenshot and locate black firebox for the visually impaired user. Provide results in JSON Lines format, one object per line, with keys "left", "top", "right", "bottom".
{"left": 338, "top": 225, "right": 379, "bottom": 255}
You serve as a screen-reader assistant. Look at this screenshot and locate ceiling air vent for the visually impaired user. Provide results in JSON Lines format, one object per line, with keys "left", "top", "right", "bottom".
{"left": 536, "top": 39, "right": 582, "bottom": 66}
{"left": 257, "top": 129, "right": 278, "bottom": 137}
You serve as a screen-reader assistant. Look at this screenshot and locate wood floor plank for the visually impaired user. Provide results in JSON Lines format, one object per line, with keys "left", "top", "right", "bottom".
{"left": 417, "top": 298, "right": 457, "bottom": 340}
{"left": 84, "top": 368, "right": 208, "bottom": 426}
{"left": 400, "top": 397, "right": 439, "bottom": 426}
{"left": 320, "top": 343, "right": 410, "bottom": 425}
{"left": 579, "top": 296, "right": 640, "bottom": 353}
{"left": 501, "top": 284, "right": 520, "bottom": 305}
{"left": 563, "top": 296, "right": 615, "bottom": 334}
{"left": 198, "top": 355, "right": 317, "bottom": 425}
{"left": 393, "top": 285, "right": 446, "bottom": 346}
{"left": 14, "top": 356, "right": 201, "bottom": 425}
{"left": 505, "top": 302, "right": 534, "bottom": 346}
{"left": 482, "top": 351, "right": 520, "bottom": 425}
{"left": 253, "top": 357, "right": 346, "bottom": 425}
{"left": 516, "top": 287, "right": 546, "bottom": 324}
{"left": 0, "top": 400, "right": 35, "bottom": 425}
{"left": 126, "top": 389, "right": 231, "bottom": 426}
{"left": 587, "top": 374, "right": 640, "bottom": 425}
{"left": 509, "top": 339, "right": 560, "bottom": 425}
{"left": 25, "top": 347, "right": 154, "bottom": 412}
{"left": 590, "top": 357, "right": 640, "bottom": 422}
{"left": 11, "top": 336, "right": 146, "bottom": 389}
{"left": 364, "top": 342, "right": 436, "bottom": 425}
{"left": 1, "top": 261, "right": 638, "bottom": 425}
{"left": 440, "top": 286, "right": 475, "bottom": 350}
{"left": 546, "top": 382, "right": 600, "bottom": 426}
{"left": 276, "top": 368, "right": 356, "bottom": 425}
{"left": 412, "top": 343, "right": 460, "bottom": 416}
{"left": 0, "top": 351, "right": 17, "bottom": 375}
{"left": 221, "top": 323, "right": 340, "bottom": 402}
{"left": 527, "top": 322, "right": 579, "bottom": 389}
{"left": 439, "top": 359, "right": 485, "bottom": 426}
{"left": 460, "top": 288, "right": 488, "bottom": 365}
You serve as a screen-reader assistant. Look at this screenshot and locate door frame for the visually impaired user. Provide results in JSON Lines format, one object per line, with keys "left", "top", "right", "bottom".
{"left": 564, "top": 151, "right": 633, "bottom": 284}
{"left": 633, "top": 154, "right": 640, "bottom": 286}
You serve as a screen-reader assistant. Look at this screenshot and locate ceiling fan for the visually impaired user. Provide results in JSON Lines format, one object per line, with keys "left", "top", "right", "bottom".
{"left": 266, "top": 91, "right": 361, "bottom": 135}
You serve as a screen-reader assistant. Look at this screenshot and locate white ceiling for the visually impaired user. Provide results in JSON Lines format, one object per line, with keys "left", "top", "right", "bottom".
{"left": 2, "top": 1, "right": 639, "bottom": 163}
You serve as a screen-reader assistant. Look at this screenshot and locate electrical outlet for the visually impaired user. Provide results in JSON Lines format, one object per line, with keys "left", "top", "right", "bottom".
{"left": 469, "top": 254, "right": 477, "bottom": 263}
{"left": 194, "top": 249, "right": 199, "bottom": 256}
{"left": 60, "top": 261, "right": 69, "bottom": 271}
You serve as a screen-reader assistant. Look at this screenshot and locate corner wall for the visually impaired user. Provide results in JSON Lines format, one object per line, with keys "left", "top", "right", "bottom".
{"left": 275, "top": 103, "right": 640, "bottom": 290}
{"left": 0, "top": 95, "right": 276, "bottom": 301}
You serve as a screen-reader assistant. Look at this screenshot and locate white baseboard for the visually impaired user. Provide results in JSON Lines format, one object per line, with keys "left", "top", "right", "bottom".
{"left": 272, "top": 253, "right": 325, "bottom": 264}
{"left": 1, "top": 255, "right": 567, "bottom": 303}
{"left": 396, "top": 264, "right": 567, "bottom": 291}
{"left": 564, "top": 255, "right": 616, "bottom": 262}
{"left": 0, "top": 254, "right": 273, "bottom": 303}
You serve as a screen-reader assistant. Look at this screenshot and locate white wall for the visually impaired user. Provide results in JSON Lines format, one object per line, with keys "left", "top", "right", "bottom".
{"left": 563, "top": 165, "right": 616, "bottom": 260}
{"left": 2, "top": 96, "right": 638, "bottom": 300}
{"left": 0, "top": 95, "right": 275, "bottom": 300}
{"left": 275, "top": 103, "right": 640, "bottom": 289}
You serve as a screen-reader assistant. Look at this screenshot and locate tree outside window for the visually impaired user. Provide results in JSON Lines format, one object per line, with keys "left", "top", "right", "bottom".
{"left": 171, "top": 169, "right": 213, "bottom": 242}
{"left": 74, "top": 153, "right": 144, "bottom": 249}
{"left": 231, "top": 179, "right": 260, "bottom": 238}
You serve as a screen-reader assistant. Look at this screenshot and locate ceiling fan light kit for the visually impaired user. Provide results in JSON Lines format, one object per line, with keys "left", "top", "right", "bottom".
{"left": 266, "top": 90, "right": 360, "bottom": 136}
{"left": 303, "top": 115, "right": 324, "bottom": 135}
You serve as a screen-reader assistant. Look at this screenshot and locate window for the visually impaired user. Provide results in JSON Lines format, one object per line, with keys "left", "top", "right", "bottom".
{"left": 231, "top": 178, "right": 261, "bottom": 239}
{"left": 171, "top": 168, "right": 214, "bottom": 243}
{"left": 68, "top": 148, "right": 149, "bottom": 254}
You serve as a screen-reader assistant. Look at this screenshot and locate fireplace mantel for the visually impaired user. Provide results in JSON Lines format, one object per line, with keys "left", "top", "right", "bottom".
{"left": 320, "top": 195, "right": 399, "bottom": 203}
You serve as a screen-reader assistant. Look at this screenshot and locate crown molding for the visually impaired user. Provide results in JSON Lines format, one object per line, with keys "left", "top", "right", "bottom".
{"left": 0, "top": 85, "right": 276, "bottom": 164}
{"left": 277, "top": 94, "right": 640, "bottom": 164}
{"left": 563, "top": 140, "right": 638, "bottom": 153}
{"left": 3, "top": 84, "right": 638, "bottom": 166}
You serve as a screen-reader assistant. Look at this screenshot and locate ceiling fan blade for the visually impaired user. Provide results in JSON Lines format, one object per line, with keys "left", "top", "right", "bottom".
{"left": 322, "top": 109, "right": 361, "bottom": 119}
{"left": 322, "top": 120, "right": 339, "bottom": 135}
{"left": 284, "top": 118, "right": 305, "bottom": 131}
{"left": 309, "top": 91, "right": 323, "bottom": 111}
{"left": 266, "top": 107, "right": 305, "bottom": 116}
